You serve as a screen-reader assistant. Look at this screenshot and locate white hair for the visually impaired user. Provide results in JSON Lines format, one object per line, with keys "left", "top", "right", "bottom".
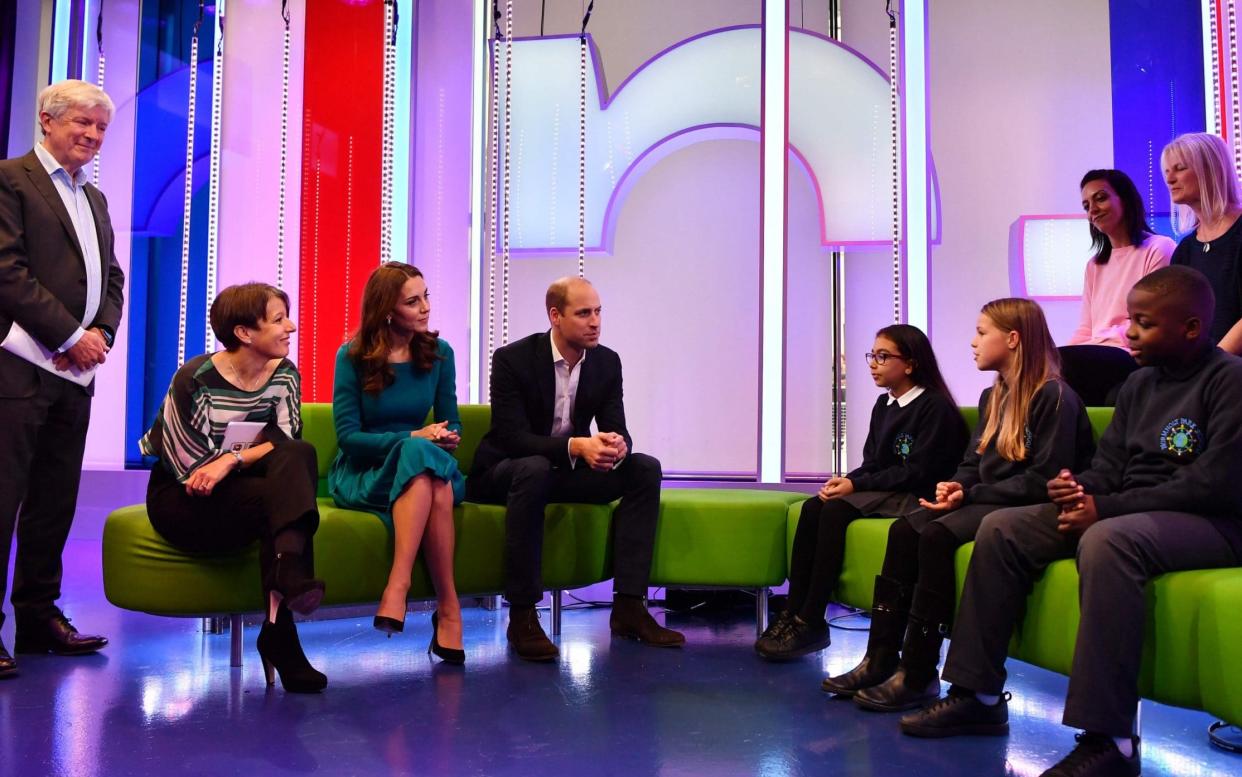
{"left": 36, "top": 80, "right": 115, "bottom": 135}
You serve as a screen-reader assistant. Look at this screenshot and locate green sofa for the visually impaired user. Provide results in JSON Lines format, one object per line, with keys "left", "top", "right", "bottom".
{"left": 102, "top": 404, "right": 806, "bottom": 665}
{"left": 102, "top": 402, "right": 1242, "bottom": 730}
{"left": 798, "top": 406, "right": 1242, "bottom": 731}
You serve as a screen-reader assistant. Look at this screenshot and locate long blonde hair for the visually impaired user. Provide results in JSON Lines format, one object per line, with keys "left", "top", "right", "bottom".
{"left": 976, "top": 298, "right": 1061, "bottom": 462}
{"left": 1161, "top": 133, "right": 1242, "bottom": 234}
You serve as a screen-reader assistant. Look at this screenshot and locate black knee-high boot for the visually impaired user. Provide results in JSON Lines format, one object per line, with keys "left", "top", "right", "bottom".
{"left": 854, "top": 584, "right": 951, "bottom": 711}
{"left": 821, "top": 575, "right": 910, "bottom": 695}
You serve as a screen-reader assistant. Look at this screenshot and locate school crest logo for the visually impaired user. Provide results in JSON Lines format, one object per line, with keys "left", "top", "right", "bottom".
{"left": 1159, "top": 417, "right": 1202, "bottom": 457}
{"left": 893, "top": 432, "right": 914, "bottom": 460}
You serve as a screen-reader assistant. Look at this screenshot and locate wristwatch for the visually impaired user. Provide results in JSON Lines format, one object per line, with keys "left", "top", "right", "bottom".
{"left": 97, "top": 327, "right": 115, "bottom": 348}
{"left": 229, "top": 450, "right": 245, "bottom": 470}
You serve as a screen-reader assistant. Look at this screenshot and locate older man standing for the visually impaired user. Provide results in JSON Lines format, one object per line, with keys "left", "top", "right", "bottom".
{"left": 0, "top": 80, "right": 125, "bottom": 677}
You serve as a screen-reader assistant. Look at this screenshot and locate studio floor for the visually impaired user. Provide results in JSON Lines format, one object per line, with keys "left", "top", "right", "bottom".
{"left": 1, "top": 475, "right": 1239, "bottom": 777}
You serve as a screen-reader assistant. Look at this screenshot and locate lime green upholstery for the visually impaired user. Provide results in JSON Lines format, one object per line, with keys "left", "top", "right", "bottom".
{"left": 650, "top": 489, "right": 806, "bottom": 588}
{"left": 1199, "top": 575, "right": 1242, "bottom": 725}
{"left": 104, "top": 404, "right": 803, "bottom": 617}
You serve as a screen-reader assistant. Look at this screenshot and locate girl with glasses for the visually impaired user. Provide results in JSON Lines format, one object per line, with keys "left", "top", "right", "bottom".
{"left": 756, "top": 325, "right": 968, "bottom": 662}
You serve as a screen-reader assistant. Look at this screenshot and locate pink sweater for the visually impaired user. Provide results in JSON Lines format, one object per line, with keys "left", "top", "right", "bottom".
{"left": 1070, "top": 235, "right": 1176, "bottom": 348}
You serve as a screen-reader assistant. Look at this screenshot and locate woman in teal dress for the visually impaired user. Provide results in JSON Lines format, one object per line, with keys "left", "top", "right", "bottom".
{"left": 330, "top": 262, "right": 466, "bottom": 663}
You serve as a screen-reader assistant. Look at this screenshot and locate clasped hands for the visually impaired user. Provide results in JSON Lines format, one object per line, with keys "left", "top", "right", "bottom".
{"left": 572, "top": 432, "right": 628, "bottom": 471}
{"left": 52, "top": 327, "right": 109, "bottom": 372}
{"left": 818, "top": 476, "right": 854, "bottom": 501}
{"left": 413, "top": 421, "right": 461, "bottom": 451}
{"left": 1048, "top": 469, "right": 1099, "bottom": 534}
{"left": 918, "top": 481, "right": 965, "bottom": 513}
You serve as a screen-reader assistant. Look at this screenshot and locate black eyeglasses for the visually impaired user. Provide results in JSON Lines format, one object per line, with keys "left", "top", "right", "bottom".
{"left": 865, "top": 351, "right": 907, "bottom": 365}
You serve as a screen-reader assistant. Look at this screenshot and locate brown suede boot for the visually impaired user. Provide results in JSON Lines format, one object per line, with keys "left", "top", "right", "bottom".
{"left": 507, "top": 606, "right": 559, "bottom": 662}
{"left": 610, "top": 595, "right": 685, "bottom": 647}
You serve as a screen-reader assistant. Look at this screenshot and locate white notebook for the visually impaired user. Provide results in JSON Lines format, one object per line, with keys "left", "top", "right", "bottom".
{"left": 0, "top": 323, "right": 96, "bottom": 387}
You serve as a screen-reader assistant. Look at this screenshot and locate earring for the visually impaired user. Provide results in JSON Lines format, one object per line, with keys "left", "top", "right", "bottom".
{"left": 386, "top": 315, "right": 392, "bottom": 326}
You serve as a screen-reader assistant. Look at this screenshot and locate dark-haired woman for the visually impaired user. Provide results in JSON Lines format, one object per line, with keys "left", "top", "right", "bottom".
{"left": 1059, "top": 169, "right": 1173, "bottom": 405}
{"left": 142, "top": 283, "right": 326, "bottom": 693}
{"left": 329, "top": 262, "right": 466, "bottom": 663}
{"left": 755, "top": 325, "right": 969, "bottom": 662}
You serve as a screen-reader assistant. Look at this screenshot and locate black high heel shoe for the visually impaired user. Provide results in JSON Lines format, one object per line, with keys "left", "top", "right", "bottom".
{"left": 266, "top": 552, "right": 325, "bottom": 616}
{"left": 428, "top": 610, "right": 465, "bottom": 665}
{"left": 257, "top": 597, "right": 327, "bottom": 693}
{"left": 373, "top": 614, "right": 405, "bottom": 636}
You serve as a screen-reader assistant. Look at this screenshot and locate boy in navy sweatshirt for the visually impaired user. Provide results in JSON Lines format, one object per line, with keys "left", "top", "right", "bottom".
{"left": 900, "top": 266, "right": 1242, "bottom": 777}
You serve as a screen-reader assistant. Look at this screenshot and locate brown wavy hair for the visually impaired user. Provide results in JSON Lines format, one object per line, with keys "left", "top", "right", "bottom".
{"left": 975, "top": 298, "right": 1061, "bottom": 462}
{"left": 348, "top": 262, "right": 441, "bottom": 396}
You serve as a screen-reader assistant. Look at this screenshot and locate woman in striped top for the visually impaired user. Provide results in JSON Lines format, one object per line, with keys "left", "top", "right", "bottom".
{"left": 141, "top": 283, "right": 326, "bottom": 694}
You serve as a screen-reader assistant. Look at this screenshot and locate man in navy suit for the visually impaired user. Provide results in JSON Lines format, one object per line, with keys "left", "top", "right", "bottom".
{"left": 468, "top": 277, "right": 684, "bottom": 660}
{"left": 0, "top": 80, "right": 125, "bottom": 677}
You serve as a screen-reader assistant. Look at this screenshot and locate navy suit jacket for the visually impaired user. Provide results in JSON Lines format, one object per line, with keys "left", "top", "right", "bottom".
{"left": 471, "top": 331, "right": 633, "bottom": 475}
{"left": 0, "top": 150, "right": 125, "bottom": 397}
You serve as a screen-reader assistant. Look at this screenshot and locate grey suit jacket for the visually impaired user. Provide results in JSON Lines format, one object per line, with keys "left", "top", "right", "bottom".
{"left": 0, "top": 149, "right": 125, "bottom": 397}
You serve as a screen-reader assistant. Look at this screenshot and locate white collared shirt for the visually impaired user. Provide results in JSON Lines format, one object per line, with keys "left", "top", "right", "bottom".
{"left": 550, "top": 335, "right": 585, "bottom": 448}
{"left": 887, "top": 384, "right": 925, "bottom": 408}
{"left": 34, "top": 143, "right": 102, "bottom": 352}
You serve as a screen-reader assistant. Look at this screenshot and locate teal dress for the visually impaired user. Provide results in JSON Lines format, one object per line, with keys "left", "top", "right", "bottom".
{"left": 328, "top": 339, "right": 465, "bottom": 528}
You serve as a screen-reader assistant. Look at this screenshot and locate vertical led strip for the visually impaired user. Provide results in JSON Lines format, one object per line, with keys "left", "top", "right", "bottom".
{"left": 277, "top": 2, "right": 292, "bottom": 288}
{"left": 1230, "top": 1, "right": 1241, "bottom": 176}
{"left": 391, "top": 0, "right": 414, "bottom": 263}
{"left": 1207, "top": 0, "right": 1222, "bottom": 135}
{"left": 204, "top": 0, "right": 226, "bottom": 353}
{"left": 759, "top": 0, "right": 787, "bottom": 483}
{"left": 902, "top": 0, "right": 928, "bottom": 331}
{"left": 88, "top": 0, "right": 105, "bottom": 188}
{"left": 468, "top": 0, "right": 488, "bottom": 402}
{"left": 380, "top": 1, "right": 396, "bottom": 264}
{"left": 177, "top": 25, "right": 201, "bottom": 367}
{"left": 887, "top": 9, "right": 901, "bottom": 323}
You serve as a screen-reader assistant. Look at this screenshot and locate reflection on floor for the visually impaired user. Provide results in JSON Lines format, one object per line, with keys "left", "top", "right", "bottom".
{"left": 2, "top": 537, "right": 1240, "bottom": 776}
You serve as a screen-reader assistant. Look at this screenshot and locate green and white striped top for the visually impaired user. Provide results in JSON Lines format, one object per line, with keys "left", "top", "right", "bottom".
{"left": 140, "top": 353, "right": 302, "bottom": 482}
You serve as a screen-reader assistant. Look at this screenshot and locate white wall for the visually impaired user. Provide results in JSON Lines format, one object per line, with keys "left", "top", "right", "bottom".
{"left": 926, "top": 0, "right": 1113, "bottom": 406}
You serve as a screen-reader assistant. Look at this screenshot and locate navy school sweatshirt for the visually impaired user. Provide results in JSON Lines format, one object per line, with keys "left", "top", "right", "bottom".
{"left": 846, "top": 389, "right": 971, "bottom": 502}
{"left": 1075, "top": 345, "right": 1242, "bottom": 557}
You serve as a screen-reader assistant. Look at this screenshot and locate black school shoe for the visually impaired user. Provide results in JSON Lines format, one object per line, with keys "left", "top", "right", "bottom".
{"left": 755, "top": 615, "right": 830, "bottom": 661}
{"left": 899, "top": 687, "right": 1010, "bottom": 737}
{"left": 1040, "top": 733, "right": 1141, "bottom": 777}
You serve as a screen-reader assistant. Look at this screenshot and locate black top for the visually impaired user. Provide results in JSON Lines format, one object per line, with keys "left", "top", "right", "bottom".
{"left": 472, "top": 331, "right": 633, "bottom": 475}
{"left": 1076, "top": 345, "right": 1242, "bottom": 558}
{"left": 952, "top": 379, "right": 1095, "bottom": 506}
{"left": 847, "top": 390, "right": 970, "bottom": 501}
{"left": 1171, "top": 216, "right": 1242, "bottom": 344}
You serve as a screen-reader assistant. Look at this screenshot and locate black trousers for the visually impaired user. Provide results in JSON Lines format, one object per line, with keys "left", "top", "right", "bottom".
{"left": 879, "top": 504, "right": 998, "bottom": 622}
{"left": 466, "top": 453, "right": 663, "bottom": 607}
{"left": 787, "top": 497, "right": 863, "bottom": 623}
{"left": 147, "top": 439, "right": 321, "bottom": 596}
{"left": 1058, "top": 345, "right": 1137, "bottom": 407}
{"left": 942, "top": 503, "right": 1236, "bottom": 736}
{"left": 0, "top": 375, "right": 92, "bottom": 629}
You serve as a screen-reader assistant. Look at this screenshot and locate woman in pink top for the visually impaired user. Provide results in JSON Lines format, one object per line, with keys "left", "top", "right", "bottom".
{"left": 1059, "top": 169, "right": 1174, "bottom": 405}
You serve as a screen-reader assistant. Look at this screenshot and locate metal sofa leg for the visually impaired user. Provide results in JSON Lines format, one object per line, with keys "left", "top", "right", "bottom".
{"left": 755, "top": 587, "right": 769, "bottom": 636}
{"left": 204, "top": 616, "right": 226, "bottom": 634}
{"left": 230, "top": 614, "right": 244, "bottom": 667}
{"left": 551, "top": 590, "right": 563, "bottom": 636}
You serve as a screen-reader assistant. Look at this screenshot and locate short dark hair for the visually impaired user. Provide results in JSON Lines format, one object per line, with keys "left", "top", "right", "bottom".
{"left": 546, "top": 276, "right": 593, "bottom": 314}
{"left": 1080, "top": 169, "right": 1154, "bottom": 265}
{"left": 1133, "top": 265, "right": 1216, "bottom": 326}
{"left": 210, "top": 283, "right": 290, "bottom": 351}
